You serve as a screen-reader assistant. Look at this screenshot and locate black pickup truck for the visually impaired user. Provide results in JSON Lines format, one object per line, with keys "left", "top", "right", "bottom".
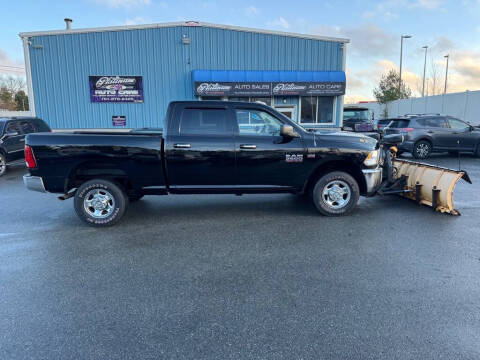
{"left": 24, "top": 101, "right": 384, "bottom": 226}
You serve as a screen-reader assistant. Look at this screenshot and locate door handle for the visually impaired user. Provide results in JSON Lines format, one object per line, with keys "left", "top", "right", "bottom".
{"left": 173, "top": 143, "right": 191, "bottom": 149}
{"left": 240, "top": 144, "right": 257, "bottom": 149}
{"left": 19, "top": 138, "right": 25, "bottom": 142}
{"left": 427, "top": 130, "right": 434, "bottom": 134}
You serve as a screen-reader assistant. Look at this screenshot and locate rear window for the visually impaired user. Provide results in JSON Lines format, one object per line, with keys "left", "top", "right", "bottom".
{"left": 378, "top": 119, "right": 392, "bottom": 125}
{"left": 179, "top": 108, "right": 232, "bottom": 135}
{"left": 388, "top": 119, "right": 410, "bottom": 128}
{"left": 32, "top": 119, "right": 51, "bottom": 132}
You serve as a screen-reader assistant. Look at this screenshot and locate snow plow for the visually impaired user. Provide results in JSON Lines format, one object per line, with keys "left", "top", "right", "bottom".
{"left": 377, "top": 135, "right": 471, "bottom": 215}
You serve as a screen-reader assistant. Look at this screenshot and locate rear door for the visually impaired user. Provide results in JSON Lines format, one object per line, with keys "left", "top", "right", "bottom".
{"left": 233, "top": 106, "right": 306, "bottom": 188}
{"left": 446, "top": 117, "right": 477, "bottom": 151}
{"left": 2, "top": 121, "right": 24, "bottom": 161}
{"left": 165, "top": 104, "right": 236, "bottom": 187}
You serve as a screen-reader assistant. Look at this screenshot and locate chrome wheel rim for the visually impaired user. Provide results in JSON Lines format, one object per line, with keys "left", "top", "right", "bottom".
{"left": 416, "top": 143, "right": 429, "bottom": 157}
{"left": 0, "top": 157, "right": 5, "bottom": 175}
{"left": 321, "top": 180, "right": 351, "bottom": 210}
{"left": 83, "top": 189, "right": 115, "bottom": 219}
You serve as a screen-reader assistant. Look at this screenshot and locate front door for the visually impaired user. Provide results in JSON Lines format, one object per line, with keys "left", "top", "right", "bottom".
{"left": 275, "top": 106, "right": 296, "bottom": 121}
{"left": 2, "top": 121, "right": 25, "bottom": 162}
{"left": 446, "top": 117, "right": 477, "bottom": 151}
{"left": 234, "top": 107, "right": 306, "bottom": 189}
{"left": 165, "top": 105, "right": 236, "bottom": 187}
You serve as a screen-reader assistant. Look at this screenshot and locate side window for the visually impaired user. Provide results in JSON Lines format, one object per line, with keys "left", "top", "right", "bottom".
{"left": 448, "top": 118, "right": 469, "bottom": 130}
{"left": 235, "top": 109, "right": 283, "bottom": 136}
{"left": 18, "top": 121, "right": 35, "bottom": 134}
{"left": 5, "top": 121, "right": 20, "bottom": 135}
{"left": 179, "top": 108, "right": 231, "bottom": 135}
{"left": 420, "top": 117, "right": 448, "bottom": 128}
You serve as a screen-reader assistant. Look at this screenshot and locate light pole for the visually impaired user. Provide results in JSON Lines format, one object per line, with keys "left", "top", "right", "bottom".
{"left": 444, "top": 54, "right": 449, "bottom": 94}
{"left": 399, "top": 34, "right": 412, "bottom": 94}
{"left": 422, "top": 45, "right": 428, "bottom": 97}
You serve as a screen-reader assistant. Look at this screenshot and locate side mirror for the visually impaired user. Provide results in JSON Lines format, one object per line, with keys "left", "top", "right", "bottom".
{"left": 280, "top": 125, "right": 299, "bottom": 138}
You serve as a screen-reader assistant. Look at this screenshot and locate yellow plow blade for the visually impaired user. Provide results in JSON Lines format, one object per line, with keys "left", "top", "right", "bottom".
{"left": 392, "top": 159, "right": 471, "bottom": 215}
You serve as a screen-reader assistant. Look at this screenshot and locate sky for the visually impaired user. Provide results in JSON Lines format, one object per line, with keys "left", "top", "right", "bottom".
{"left": 1, "top": 0, "right": 480, "bottom": 103}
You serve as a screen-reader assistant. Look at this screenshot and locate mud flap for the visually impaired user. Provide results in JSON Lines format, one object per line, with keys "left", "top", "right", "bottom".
{"left": 392, "top": 159, "right": 471, "bottom": 215}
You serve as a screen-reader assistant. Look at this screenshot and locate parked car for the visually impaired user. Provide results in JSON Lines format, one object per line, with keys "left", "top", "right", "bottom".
{"left": 383, "top": 115, "right": 480, "bottom": 159}
{"left": 375, "top": 118, "right": 393, "bottom": 132}
{"left": 0, "top": 117, "right": 51, "bottom": 176}
{"left": 343, "top": 106, "right": 374, "bottom": 132}
{"left": 23, "top": 101, "right": 386, "bottom": 226}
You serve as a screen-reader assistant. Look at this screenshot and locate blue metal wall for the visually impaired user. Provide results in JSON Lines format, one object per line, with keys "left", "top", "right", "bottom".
{"left": 28, "top": 25, "right": 345, "bottom": 129}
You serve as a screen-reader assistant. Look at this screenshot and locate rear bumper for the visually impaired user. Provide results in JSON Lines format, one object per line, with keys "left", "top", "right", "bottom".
{"left": 362, "top": 167, "right": 383, "bottom": 196}
{"left": 23, "top": 175, "right": 47, "bottom": 193}
{"left": 398, "top": 140, "right": 415, "bottom": 152}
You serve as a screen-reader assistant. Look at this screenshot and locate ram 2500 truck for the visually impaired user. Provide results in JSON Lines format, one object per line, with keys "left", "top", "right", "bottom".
{"left": 23, "top": 101, "right": 384, "bottom": 226}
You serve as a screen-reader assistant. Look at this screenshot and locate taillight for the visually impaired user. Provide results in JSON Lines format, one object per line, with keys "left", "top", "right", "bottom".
{"left": 400, "top": 127, "right": 414, "bottom": 132}
{"left": 24, "top": 145, "right": 37, "bottom": 168}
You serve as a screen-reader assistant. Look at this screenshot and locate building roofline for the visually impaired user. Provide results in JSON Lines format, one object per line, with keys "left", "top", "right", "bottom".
{"left": 19, "top": 21, "right": 350, "bottom": 43}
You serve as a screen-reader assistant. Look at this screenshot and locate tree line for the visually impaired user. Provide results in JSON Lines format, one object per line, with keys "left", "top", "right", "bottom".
{"left": 0, "top": 76, "right": 29, "bottom": 111}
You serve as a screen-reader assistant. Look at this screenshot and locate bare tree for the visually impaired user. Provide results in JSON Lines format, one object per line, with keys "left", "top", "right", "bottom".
{"left": 0, "top": 75, "right": 26, "bottom": 94}
{"left": 429, "top": 60, "right": 440, "bottom": 96}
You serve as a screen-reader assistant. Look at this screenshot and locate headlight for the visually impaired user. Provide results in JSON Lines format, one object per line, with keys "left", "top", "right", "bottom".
{"left": 364, "top": 150, "right": 379, "bottom": 167}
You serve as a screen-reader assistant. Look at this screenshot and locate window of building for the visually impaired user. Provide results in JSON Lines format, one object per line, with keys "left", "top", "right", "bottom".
{"left": 300, "top": 97, "right": 334, "bottom": 124}
{"left": 199, "top": 96, "right": 224, "bottom": 101}
{"left": 179, "top": 108, "right": 232, "bottom": 135}
{"left": 235, "top": 109, "right": 283, "bottom": 136}
{"left": 250, "top": 97, "right": 272, "bottom": 106}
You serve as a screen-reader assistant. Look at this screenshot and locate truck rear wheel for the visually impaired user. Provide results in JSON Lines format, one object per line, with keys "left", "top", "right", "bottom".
{"left": 0, "top": 153, "right": 6, "bottom": 177}
{"left": 312, "top": 171, "right": 360, "bottom": 216}
{"left": 74, "top": 179, "right": 128, "bottom": 227}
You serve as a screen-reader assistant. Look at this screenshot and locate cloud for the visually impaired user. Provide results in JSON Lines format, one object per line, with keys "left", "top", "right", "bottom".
{"left": 412, "top": 0, "right": 443, "bottom": 9}
{"left": 0, "top": 49, "right": 25, "bottom": 76}
{"left": 314, "top": 23, "right": 396, "bottom": 58}
{"left": 125, "top": 16, "right": 147, "bottom": 25}
{"left": 93, "top": 0, "right": 151, "bottom": 8}
{"left": 267, "top": 17, "right": 290, "bottom": 30}
{"left": 244, "top": 5, "right": 260, "bottom": 17}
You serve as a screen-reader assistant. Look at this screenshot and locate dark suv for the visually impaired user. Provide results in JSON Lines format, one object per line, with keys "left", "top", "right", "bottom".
{"left": 384, "top": 115, "right": 480, "bottom": 159}
{"left": 0, "top": 117, "right": 51, "bottom": 176}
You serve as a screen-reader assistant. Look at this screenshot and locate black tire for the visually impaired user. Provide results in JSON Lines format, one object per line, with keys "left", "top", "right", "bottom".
{"left": 74, "top": 179, "right": 128, "bottom": 227}
{"left": 413, "top": 140, "right": 432, "bottom": 159}
{"left": 312, "top": 171, "right": 360, "bottom": 216}
{"left": 128, "top": 194, "right": 144, "bottom": 202}
{"left": 0, "top": 153, "right": 7, "bottom": 177}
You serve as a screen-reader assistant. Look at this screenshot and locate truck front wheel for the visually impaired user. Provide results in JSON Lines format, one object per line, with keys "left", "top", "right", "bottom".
{"left": 312, "top": 171, "right": 360, "bottom": 216}
{"left": 74, "top": 179, "right": 128, "bottom": 227}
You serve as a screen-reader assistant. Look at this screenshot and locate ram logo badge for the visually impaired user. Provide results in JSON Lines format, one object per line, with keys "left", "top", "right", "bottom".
{"left": 286, "top": 154, "right": 303, "bottom": 163}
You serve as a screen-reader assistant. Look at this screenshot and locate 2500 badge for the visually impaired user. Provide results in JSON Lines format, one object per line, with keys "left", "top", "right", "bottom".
{"left": 285, "top": 154, "right": 303, "bottom": 163}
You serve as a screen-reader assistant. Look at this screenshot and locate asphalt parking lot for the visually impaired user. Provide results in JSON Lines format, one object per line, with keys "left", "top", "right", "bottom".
{"left": 1, "top": 154, "right": 480, "bottom": 359}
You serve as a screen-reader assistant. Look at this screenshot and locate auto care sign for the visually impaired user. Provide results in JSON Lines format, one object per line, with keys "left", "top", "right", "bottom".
{"left": 194, "top": 82, "right": 345, "bottom": 97}
{"left": 89, "top": 76, "right": 144, "bottom": 103}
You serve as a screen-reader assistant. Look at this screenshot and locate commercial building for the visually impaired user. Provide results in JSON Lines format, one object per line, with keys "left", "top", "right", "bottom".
{"left": 20, "top": 21, "right": 349, "bottom": 129}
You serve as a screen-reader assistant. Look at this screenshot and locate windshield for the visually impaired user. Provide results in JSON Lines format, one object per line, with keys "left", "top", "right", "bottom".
{"left": 343, "top": 110, "right": 370, "bottom": 121}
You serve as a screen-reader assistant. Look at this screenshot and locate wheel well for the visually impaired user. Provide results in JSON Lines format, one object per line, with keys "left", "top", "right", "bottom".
{"left": 66, "top": 162, "right": 134, "bottom": 194}
{"left": 304, "top": 160, "right": 367, "bottom": 196}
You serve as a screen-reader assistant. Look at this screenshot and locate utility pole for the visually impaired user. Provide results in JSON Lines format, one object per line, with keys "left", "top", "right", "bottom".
{"left": 444, "top": 54, "right": 449, "bottom": 94}
{"left": 422, "top": 46, "right": 428, "bottom": 97}
{"left": 399, "top": 34, "right": 412, "bottom": 95}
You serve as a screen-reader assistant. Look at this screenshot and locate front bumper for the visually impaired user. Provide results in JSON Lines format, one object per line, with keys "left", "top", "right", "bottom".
{"left": 362, "top": 167, "right": 383, "bottom": 196}
{"left": 23, "top": 175, "right": 47, "bottom": 193}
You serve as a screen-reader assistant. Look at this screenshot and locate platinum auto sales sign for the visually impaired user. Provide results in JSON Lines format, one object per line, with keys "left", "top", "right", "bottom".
{"left": 89, "top": 76, "right": 144, "bottom": 103}
{"left": 194, "top": 81, "right": 344, "bottom": 96}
